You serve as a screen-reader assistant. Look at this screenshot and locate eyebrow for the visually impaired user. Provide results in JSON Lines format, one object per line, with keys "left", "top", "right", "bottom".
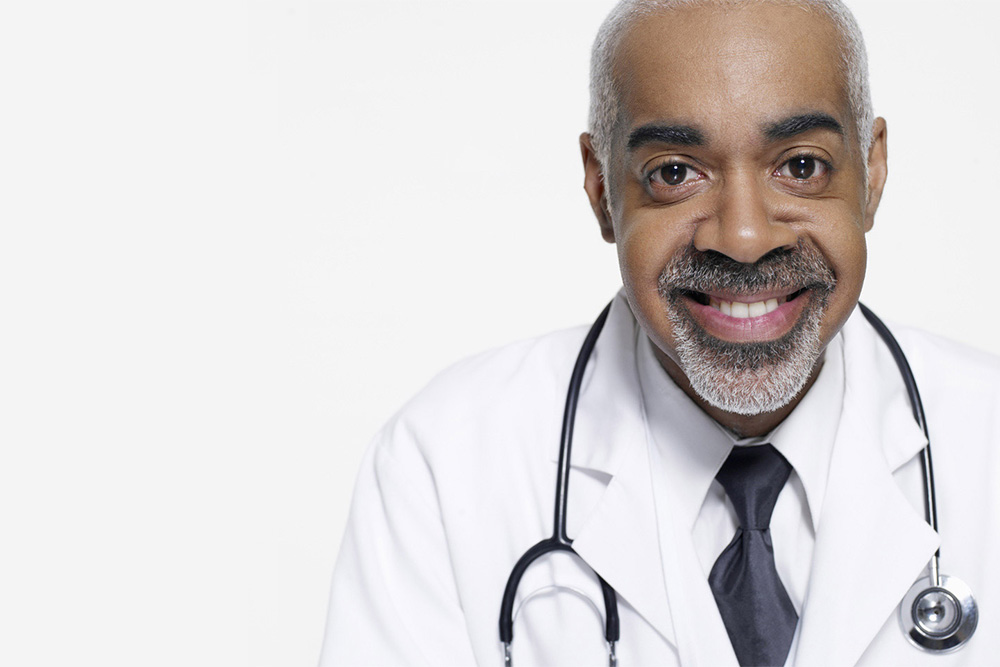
{"left": 627, "top": 124, "right": 705, "bottom": 151}
{"left": 764, "top": 113, "right": 844, "bottom": 141}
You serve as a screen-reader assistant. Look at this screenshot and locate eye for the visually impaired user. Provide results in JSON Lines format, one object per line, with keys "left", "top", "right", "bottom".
{"left": 648, "top": 162, "right": 701, "bottom": 188}
{"left": 777, "top": 155, "right": 829, "bottom": 180}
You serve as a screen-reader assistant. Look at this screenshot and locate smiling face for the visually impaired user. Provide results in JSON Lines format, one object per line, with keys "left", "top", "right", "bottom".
{"left": 581, "top": 1, "right": 887, "bottom": 432}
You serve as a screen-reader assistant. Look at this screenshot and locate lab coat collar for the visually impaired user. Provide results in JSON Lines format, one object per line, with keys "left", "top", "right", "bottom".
{"left": 555, "top": 293, "right": 641, "bottom": 476}
{"left": 550, "top": 292, "right": 678, "bottom": 647}
{"left": 793, "top": 305, "right": 939, "bottom": 666}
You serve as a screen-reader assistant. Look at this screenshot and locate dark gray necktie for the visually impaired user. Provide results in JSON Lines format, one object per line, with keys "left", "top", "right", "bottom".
{"left": 708, "top": 444, "right": 798, "bottom": 667}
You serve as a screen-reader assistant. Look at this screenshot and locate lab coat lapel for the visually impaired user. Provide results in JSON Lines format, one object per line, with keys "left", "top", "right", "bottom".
{"left": 795, "top": 310, "right": 940, "bottom": 665}
{"left": 572, "top": 432, "right": 677, "bottom": 648}
{"left": 556, "top": 295, "right": 677, "bottom": 648}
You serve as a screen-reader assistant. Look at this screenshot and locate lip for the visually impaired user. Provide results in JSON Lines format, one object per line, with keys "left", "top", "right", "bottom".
{"left": 680, "top": 289, "right": 811, "bottom": 342}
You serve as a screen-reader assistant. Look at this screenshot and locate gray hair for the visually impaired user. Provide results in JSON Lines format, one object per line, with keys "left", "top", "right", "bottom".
{"left": 588, "top": 0, "right": 873, "bottom": 173}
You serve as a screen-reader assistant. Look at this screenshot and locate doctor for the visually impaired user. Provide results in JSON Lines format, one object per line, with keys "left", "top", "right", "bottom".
{"left": 322, "top": 0, "right": 999, "bottom": 665}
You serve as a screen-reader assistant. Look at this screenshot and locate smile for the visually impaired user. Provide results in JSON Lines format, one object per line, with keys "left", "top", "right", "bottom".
{"left": 680, "top": 288, "right": 810, "bottom": 342}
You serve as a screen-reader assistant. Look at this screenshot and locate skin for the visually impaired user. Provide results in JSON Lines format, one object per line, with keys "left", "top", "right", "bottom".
{"left": 580, "top": 2, "right": 888, "bottom": 437}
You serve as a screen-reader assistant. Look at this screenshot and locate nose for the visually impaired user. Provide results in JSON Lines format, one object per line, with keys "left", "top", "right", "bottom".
{"left": 692, "top": 172, "right": 797, "bottom": 264}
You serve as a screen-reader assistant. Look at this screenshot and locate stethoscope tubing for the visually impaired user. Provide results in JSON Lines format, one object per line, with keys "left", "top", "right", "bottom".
{"left": 498, "top": 300, "right": 973, "bottom": 660}
{"left": 498, "top": 301, "right": 617, "bottom": 647}
{"left": 858, "top": 304, "right": 942, "bottom": 581}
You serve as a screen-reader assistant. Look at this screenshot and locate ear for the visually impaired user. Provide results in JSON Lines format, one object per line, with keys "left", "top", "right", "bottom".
{"left": 579, "top": 132, "right": 615, "bottom": 243}
{"left": 863, "top": 117, "right": 888, "bottom": 232}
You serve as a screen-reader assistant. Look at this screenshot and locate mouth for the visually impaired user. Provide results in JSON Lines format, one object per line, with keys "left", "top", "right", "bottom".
{"left": 678, "top": 287, "right": 812, "bottom": 342}
{"left": 684, "top": 287, "right": 808, "bottom": 317}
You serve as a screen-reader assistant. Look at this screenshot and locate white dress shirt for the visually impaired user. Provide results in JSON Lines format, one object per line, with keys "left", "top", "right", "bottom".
{"left": 635, "top": 330, "right": 845, "bottom": 618}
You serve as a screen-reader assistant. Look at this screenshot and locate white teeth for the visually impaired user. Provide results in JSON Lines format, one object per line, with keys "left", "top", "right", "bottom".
{"left": 708, "top": 297, "right": 783, "bottom": 318}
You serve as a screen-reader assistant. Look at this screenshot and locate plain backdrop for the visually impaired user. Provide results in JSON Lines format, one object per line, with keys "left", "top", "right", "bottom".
{"left": 0, "top": 0, "right": 997, "bottom": 665}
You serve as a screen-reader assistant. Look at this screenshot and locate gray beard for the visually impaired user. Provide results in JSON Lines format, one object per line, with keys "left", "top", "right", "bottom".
{"left": 657, "top": 243, "right": 836, "bottom": 416}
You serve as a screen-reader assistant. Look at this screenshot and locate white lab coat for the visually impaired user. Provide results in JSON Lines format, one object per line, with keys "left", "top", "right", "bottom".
{"left": 321, "top": 293, "right": 1000, "bottom": 666}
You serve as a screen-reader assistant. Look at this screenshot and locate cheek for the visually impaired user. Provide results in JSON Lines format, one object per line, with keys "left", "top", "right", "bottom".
{"left": 613, "top": 211, "right": 693, "bottom": 355}
{"left": 818, "top": 224, "right": 868, "bottom": 338}
{"left": 615, "top": 207, "right": 694, "bottom": 285}
{"left": 829, "top": 209, "right": 869, "bottom": 282}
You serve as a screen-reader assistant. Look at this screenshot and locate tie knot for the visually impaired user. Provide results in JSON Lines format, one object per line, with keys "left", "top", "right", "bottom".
{"left": 715, "top": 444, "right": 792, "bottom": 531}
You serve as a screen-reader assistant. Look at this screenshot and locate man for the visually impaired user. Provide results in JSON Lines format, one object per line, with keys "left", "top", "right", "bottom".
{"left": 321, "top": 0, "right": 999, "bottom": 665}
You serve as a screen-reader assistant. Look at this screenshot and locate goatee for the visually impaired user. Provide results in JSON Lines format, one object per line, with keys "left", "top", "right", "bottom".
{"left": 657, "top": 242, "right": 836, "bottom": 416}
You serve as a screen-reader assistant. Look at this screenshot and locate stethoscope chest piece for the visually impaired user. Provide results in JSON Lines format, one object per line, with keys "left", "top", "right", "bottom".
{"left": 900, "top": 574, "right": 978, "bottom": 653}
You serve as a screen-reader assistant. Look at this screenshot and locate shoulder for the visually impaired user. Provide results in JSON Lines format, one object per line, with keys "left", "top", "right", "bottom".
{"left": 886, "top": 322, "right": 1000, "bottom": 396}
{"left": 877, "top": 320, "right": 1000, "bottom": 467}
{"left": 371, "top": 322, "right": 591, "bottom": 469}
{"left": 411, "top": 324, "right": 589, "bottom": 412}
{"left": 844, "top": 309, "right": 1000, "bottom": 456}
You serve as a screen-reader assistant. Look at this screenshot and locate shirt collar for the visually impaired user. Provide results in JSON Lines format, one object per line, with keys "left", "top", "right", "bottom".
{"left": 766, "top": 333, "right": 844, "bottom": 532}
{"left": 636, "top": 328, "right": 846, "bottom": 533}
{"left": 636, "top": 333, "right": 731, "bottom": 531}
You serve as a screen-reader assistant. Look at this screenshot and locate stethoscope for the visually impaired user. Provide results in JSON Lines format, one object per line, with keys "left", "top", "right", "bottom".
{"left": 498, "top": 302, "right": 978, "bottom": 665}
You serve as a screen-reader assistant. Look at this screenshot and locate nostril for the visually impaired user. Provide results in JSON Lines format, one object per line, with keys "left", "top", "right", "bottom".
{"left": 691, "top": 215, "right": 798, "bottom": 266}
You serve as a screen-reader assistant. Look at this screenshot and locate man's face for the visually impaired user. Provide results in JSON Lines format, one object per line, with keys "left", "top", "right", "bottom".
{"left": 582, "top": 2, "right": 887, "bottom": 419}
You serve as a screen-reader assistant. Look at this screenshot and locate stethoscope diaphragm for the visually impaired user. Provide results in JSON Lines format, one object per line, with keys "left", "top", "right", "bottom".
{"left": 899, "top": 574, "right": 978, "bottom": 653}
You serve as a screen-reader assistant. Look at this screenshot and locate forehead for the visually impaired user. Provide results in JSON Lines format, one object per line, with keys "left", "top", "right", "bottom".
{"left": 613, "top": 2, "right": 850, "bottom": 144}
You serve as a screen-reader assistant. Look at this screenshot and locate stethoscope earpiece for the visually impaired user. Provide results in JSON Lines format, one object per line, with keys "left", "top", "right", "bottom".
{"left": 900, "top": 574, "right": 978, "bottom": 653}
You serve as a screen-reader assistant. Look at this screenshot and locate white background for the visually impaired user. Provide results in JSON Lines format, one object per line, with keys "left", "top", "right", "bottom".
{"left": 0, "top": 1, "right": 996, "bottom": 665}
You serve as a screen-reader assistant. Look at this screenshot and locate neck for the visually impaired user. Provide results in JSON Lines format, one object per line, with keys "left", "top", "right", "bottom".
{"left": 652, "top": 348, "right": 824, "bottom": 438}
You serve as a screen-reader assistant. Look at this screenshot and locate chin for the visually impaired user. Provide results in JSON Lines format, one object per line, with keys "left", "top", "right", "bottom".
{"left": 670, "top": 286, "right": 830, "bottom": 415}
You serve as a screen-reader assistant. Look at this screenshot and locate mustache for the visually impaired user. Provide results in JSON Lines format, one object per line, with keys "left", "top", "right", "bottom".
{"left": 657, "top": 242, "right": 836, "bottom": 297}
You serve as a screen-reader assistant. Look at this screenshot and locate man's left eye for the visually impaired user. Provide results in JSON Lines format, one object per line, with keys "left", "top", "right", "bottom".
{"left": 778, "top": 156, "right": 828, "bottom": 180}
